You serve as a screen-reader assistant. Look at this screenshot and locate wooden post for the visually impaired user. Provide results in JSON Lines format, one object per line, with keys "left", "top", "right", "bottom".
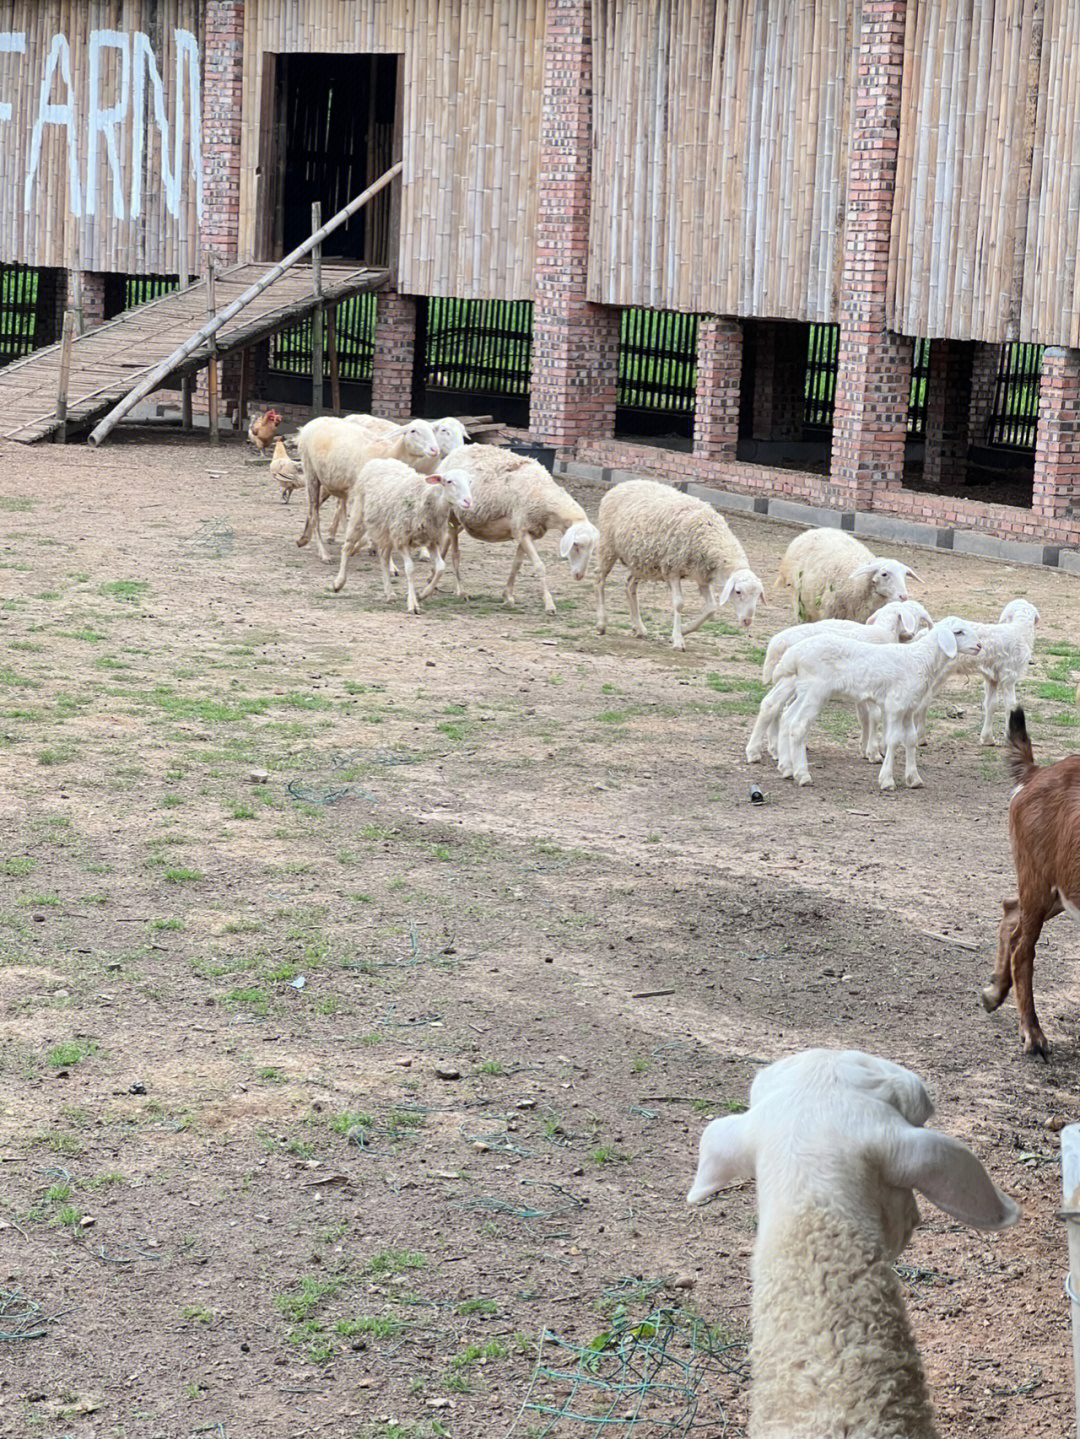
{"left": 1062, "top": 1125, "right": 1080, "bottom": 1435}
{"left": 311, "top": 201, "right": 324, "bottom": 415}
{"left": 54, "top": 309, "right": 75, "bottom": 442}
{"left": 207, "top": 258, "right": 219, "bottom": 445}
{"left": 72, "top": 233, "right": 84, "bottom": 337}
{"left": 237, "top": 348, "right": 250, "bottom": 437}
{"left": 179, "top": 220, "right": 190, "bottom": 289}
{"left": 179, "top": 224, "right": 192, "bottom": 426}
{"left": 327, "top": 303, "right": 341, "bottom": 414}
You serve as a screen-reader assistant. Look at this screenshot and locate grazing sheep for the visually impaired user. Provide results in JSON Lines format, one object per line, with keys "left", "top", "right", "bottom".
{"left": 435, "top": 444, "right": 599, "bottom": 613}
{"left": 339, "top": 458, "right": 473, "bottom": 613}
{"left": 947, "top": 599, "right": 1040, "bottom": 745}
{"left": 983, "top": 707, "right": 1080, "bottom": 1056}
{"left": 595, "top": 480, "right": 765, "bottom": 649}
{"left": 688, "top": 1048, "right": 1020, "bottom": 1439}
{"left": 295, "top": 417, "right": 440, "bottom": 563}
{"left": 776, "top": 528, "right": 921, "bottom": 623}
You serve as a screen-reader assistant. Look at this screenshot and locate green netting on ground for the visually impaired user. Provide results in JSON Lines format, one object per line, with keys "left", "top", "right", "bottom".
{"left": 508, "top": 1308, "right": 746, "bottom": 1437}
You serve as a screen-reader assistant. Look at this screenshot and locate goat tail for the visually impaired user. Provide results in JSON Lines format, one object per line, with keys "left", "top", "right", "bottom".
{"left": 1007, "top": 707, "right": 1038, "bottom": 787}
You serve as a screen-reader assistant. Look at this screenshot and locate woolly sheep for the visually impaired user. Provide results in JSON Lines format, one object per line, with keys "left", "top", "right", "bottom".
{"left": 948, "top": 599, "right": 1040, "bottom": 745}
{"left": 435, "top": 444, "right": 599, "bottom": 613}
{"left": 687, "top": 1048, "right": 1020, "bottom": 1439}
{"left": 761, "top": 599, "right": 933, "bottom": 685}
{"left": 595, "top": 480, "right": 765, "bottom": 650}
{"left": 333, "top": 415, "right": 467, "bottom": 544}
{"left": 338, "top": 458, "right": 473, "bottom": 613}
{"left": 776, "top": 528, "right": 921, "bottom": 623}
{"left": 295, "top": 417, "right": 440, "bottom": 563}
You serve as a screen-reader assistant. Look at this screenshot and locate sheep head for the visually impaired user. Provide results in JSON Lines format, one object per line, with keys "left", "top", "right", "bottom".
{"left": 432, "top": 417, "right": 469, "bottom": 456}
{"left": 400, "top": 419, "right": 441, "bottom": 464}
{"left": 559, "top": 520, "right": 599, "bottom": 581}
{"left": 427, "top": 465, "right": 472, "bottom": 510}
{"left": 719, "top": 568, "right": 765, "bottom": 629}
{"left": 998, "top": 598, "right": 1040, "bottom": 626}
{"left": 851, "top": 557, "right": 920, "bottom": 606}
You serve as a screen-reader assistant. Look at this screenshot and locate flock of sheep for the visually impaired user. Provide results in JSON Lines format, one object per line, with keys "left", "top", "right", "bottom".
{"left": 250, "top": 409, "right": 1054, "bottom": 1437}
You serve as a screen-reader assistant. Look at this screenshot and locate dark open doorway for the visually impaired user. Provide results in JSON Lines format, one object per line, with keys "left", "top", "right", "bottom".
{"left": 258, "top": 52, "right": 400, "bottom": 264}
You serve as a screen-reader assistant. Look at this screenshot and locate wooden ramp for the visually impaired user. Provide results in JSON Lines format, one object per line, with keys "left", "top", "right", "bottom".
{"left": 0, "top": 261, "right": 390, "bottom": 444}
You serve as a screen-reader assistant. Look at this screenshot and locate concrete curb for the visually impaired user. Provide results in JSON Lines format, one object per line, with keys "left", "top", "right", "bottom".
{"left": 554, "top": 460, "right": 1079, "bottom": 574}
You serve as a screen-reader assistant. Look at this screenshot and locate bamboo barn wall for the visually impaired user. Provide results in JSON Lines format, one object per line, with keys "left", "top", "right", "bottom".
{"left": 0, "top": 0, "right": 201, "bottom": 274}
{"left": 587, "top": 0, "right": 859, "bottom": 321}
{"left": 890, "top": 0, "right": 1080, "bottom": 347}
{"left": 238, "top": 0, "right": 545, "bottom": 300}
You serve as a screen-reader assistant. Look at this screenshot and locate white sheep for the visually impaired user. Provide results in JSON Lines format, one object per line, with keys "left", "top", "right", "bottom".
{"left": 754, "top": 617, "right": 981, "bottom": 789}
{"left": 776, "top": 528, "right": 921, "bottom": 623}
{"left": 595, "top": 479, "right": 765, "bottom": 650}
{"left": 295, "top": 417, "right": 440, "bottom": 563}
{"left": 332, "top": 415, "right": 468, "bottom": 546}
{"left": 338, "top": 458, "right": 473, "bottom": 613}
{"left": 434, "top": 443, "right": 599, "bottom": 613}
{"left": 949, "top": 599, "right": 1040, "bottom": 745}
{"left": 688, "top": 1048, "right": 1019, "bottom": 1439}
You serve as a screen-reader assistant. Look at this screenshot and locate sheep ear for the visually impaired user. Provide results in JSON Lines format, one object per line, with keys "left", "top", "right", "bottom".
{"left": 905, "top": 567, "right": 923, "bottom": 583}
{"left": 719, "top": 576, "right": 736, "bottom": 606}
{"left": 687, "top": 1112, "right": 755, "bottom": 1205}
{"left": 559, "top": 525, "right": 580, "bottom": 559}
{"left": 900, "top": 602, "right": 917, "bottom": 635}
{"left": 937, "top": 627, "right": 958, "bottom": 659}
{"left": 849, "top": 562, "right": 879, "bottom": 581}
{"left": 425, "top": 474, "right": 444, "bottom": 486}
{"left": 881, "top": 1128, "right": 1020, "bottom": 1231}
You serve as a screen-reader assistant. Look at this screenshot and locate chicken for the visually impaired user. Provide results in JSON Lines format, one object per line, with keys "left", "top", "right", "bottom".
{"left": 247, "top": 408, "right": 281, "bottom": 451}
{"left": 269, "top": 437, "right": 304, "bottom": 503}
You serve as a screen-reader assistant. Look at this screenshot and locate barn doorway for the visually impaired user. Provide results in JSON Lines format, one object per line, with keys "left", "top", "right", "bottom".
{"left": 258, "top": 53, "right": 400, "bottom": 264}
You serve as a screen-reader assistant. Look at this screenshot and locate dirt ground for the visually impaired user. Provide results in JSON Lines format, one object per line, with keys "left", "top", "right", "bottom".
{"left": 3, "top": 429, "right": 1080, "bottom": 1439}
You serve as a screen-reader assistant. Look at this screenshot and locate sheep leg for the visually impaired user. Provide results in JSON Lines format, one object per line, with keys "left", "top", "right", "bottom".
{"left": 326, "top": 494, "right": 346, "bottom": 542}
{"left": 503, "top": 543, "right": 526, "bottom": 607}
{"left": 401, "top": 551, "right": 421, "bottom": 615}
{"left": 746, "top": 678, "right": 795, "bottom": 764}
{"left": 859, "top": 700, "right": 884, "bottom": 761}
{"left": 901, "top": 714, "right": 923, "bottom": 788}
{"left": 595, "top": 553, "right": 615, "bottom": 634}
{"left": 520, "top": 534, "right": 556, "bottom": 614}
{"left": 878, "top": 714, "right": 903, "bottom": 790}
{"left": 979, "top": 678, "right": 999, "bottom": 746}
{"left": 624, "top": 577, "right": 648, "bottom": 637}
{"left": 782, "top": 696, "right": 816, "bottom": 786}
{"left": 669, "top": 579, "right": 687, "bottom": 650}
{"left": 377, "top": 549, "right": 395, "bottom": 602}
{"left": 678, "top": 582, "right": 718, "bottom": 640}
{"left": 297, "top": 470, "right": 325, "bottom": 554}
{"left": 332, "top": 492, "right": 366, "bottom": 593}
{"left": 418, "top": 548, "right": 446, "bottom": 600}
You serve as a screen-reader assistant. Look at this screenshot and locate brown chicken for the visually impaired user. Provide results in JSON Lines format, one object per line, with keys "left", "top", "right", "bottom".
{"left": 247, "top": 408, "right": 282, "bottom": 451}
{"left": 269, "top": 437, "right": 304, "bottom": 502}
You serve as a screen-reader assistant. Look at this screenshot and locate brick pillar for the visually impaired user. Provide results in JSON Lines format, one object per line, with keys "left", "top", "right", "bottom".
{"left": 968, "top": 342, "right": 1001, "bottom": 443}
{"left": 1032, "top": 347, "right": 1080, "bottom": 520}
{"left": 830, "top": 0, "right": 910, "bottom": 507}
{"left": 370, "top": 291, "right": 417, "bottom": 420}
{"left": 73, "top": 270, "right": 108, "bottom": 329}
{"left": 923, "top": 340, "right": 973, "bottom": 489}
{"left": 202, "top": 1, "right": 245, "bottom": 264}
{"left": 693, "top": 318, "right": 742, "bottom": 460}
{"left": 751, "top": 320, "right": 810, "bottom": 441}
{"left": 529, "top": 0, "right": 619, "bottom": 448}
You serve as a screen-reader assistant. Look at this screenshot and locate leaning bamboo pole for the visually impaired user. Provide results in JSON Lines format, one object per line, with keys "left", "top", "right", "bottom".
{"left": 87, "top": 162, "right": 403, "bottom": 447}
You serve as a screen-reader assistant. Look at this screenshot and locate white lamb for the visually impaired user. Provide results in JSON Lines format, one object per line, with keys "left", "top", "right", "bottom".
{"left": 776, "top": 528, "right": 921, "bottom": 622}
{"left": 595, "top": 479, "right": 765, "bottom": 650}
{"left": 687, "top": 1048, "right": 1019, "bottom": 1439}
{"left": 295, "top": 416, "right": 440, "bottom": 563}
{"left": 755, "top": 617, "right": 982, "bottom": 789}
{"left": 949, "top": 599, "right": 1040, "bottom": 745}
{"left": 341, "top": 458, "right": 473, "bottom": 613}
{"left": 434, "top": 443, "right": 599, "bottom": 613}
{"left": 333, "top": 414, "right": 468, "bottom": 545}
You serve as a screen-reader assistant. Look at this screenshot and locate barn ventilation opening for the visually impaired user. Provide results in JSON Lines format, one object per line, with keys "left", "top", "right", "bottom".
{"left": 260, "top": 53, "right": 398, "bottom": 263}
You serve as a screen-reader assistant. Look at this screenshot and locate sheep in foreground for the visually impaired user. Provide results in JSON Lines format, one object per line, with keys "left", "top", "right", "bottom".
{"left": 688, "top": 1048, "right": 1020, "bottom": 1439}
{"left": 947, "top": 599, "right": 1040, "bottom": 745}
{"left": 595, "top": 480, "right": 765, "bottom": 649}
{"left": 752, "top": 617, "right": 981, "bottom": 789}
{"left": 776, "top": 528, "right": 921, "bottom": 623}
{"left": 339, "top": 458, "right": 472, "bottom": 613}
{"left": 435, "top": 444, "right": 599, "bottom": 613}
{"left": 982, "top": 707, "right": 1080, "bottom": 1056}
{"left": 295, "top": 417, "right": 440, "bottom": 563}
{"left": 334, "top": 415, "right": 467, "bottom": 545}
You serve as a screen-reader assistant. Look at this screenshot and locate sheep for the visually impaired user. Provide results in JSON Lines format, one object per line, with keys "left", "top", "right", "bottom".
{"left": 749, "top": 617, "right": 981, "bottom": 789}
{"left": 433, "top": 443, "right": 599, "bottom": 613}
{"left": 594, "top": 479, "right": 765, "bottom": 650}
{"left": 687, "top": 1048, "right": 1020, "bottom": 1439}
{"left": 982, "top": 707, "right": 1080, "bottom": 1057}
{"left": 332, "top": 415, "right": 467, "bottom": 545}
{"left": 776, "top": 528, "right": 921, "bottom": 623}
{"left": 944, "top": 599, "right": 1040, "bottom": 745}
{"left": 295, "top": 417, "right": 440, "bottom": 564}
{"left": 337, "top": 457, "right": 473, "bottom": 613}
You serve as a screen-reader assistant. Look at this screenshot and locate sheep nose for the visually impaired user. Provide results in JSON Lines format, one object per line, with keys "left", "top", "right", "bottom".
{"left": 460, "top": 498, "right": 472, "bottom": 508}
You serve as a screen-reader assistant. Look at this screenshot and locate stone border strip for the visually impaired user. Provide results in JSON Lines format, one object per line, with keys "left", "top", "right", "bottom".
{"left": 554, "top": 458, "right": 1080, "bottom": 577}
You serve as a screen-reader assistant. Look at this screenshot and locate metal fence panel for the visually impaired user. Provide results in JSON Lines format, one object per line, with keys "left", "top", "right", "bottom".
{"left": 987, "top": 343, "right": 1043, "bottom": 449}
{"left": 268, "top": 293, "right": 377, "bottom": 383}
{"left": 424, "top": 298, "right": 533, "bottom": 396}
{"left": 0, "top": 265, "right": 57, "bottom": 366}
{"left": 618, "top": 309, "right": 698, "bottom": 413}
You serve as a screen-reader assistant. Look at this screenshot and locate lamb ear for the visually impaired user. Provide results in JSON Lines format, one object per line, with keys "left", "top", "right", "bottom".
{"left": 687, "top": 1112, "right": 756, "bottom": 1205}
{"left": 559, "top": 525, "right": 580, "bottom": 559}
{"left": 719, "top": 576, "right": 736, "bottom": 606}
{"left": 880, "top": 1128, "right": 1021, "bottom": 1231}
{"left": 936, "top": 626, "right": 958, "bottom": 660}
{"left": 899, "top": 603, "right": 918, "bottom": 635}
{"left": 905, "top": 567, "right": 923, "bottom": 583}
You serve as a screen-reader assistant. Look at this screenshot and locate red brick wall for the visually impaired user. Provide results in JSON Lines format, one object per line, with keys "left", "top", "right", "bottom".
{"left": 1032, "top": 347, "right": 1080, "bottom": 520}
{"left": 74, "top": 271, "right": 107, "bottom": 330}
{"left": 202, "top": 1, "right": 245, "bottom": 265}
{"left": 370, "top": 291, "right": 417, "bottom": 420}
{"left": 694, "top": 318, "right": 742, "bottom": 460}
{"left": 529, "top": 0, "right": 619, "bottom": 447}
{"left": 968, "top": 342, "right": 1001, "bottom": 442}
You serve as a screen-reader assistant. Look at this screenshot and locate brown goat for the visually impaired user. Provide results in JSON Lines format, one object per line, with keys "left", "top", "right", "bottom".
{"left": 982, "top": 707, "right": 1080, "bottom": 1056}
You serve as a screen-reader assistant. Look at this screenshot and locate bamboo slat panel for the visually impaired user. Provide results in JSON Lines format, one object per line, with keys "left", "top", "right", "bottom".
{"left": 0, "top": 0, "right": 200, "bottom": 274}
{"left": 588, "top": 0, "right": 857, "bottom": 321}
{"left": 239, "top": 0, "right": 544, "bottom": 301}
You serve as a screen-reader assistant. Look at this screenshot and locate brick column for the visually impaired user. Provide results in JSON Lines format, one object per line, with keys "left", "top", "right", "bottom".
{"left": 693, "top": 318, "right": 742, "bottom": 460}
{"left": 751, "top": 320, "right": 810, "bottom": 441}
{"left": 968, "top": 342, "right": 1001, "bottom": 443}
{"left": 202, "top": 1, "right": 245, "bottom": 264}
{"left": 73, "top": 270, "right": 108, "bottom": 329}
{"left": 529, "top": 0, "right": 619, "bottom": 448}
{"left": 830, "top": 0, "right": 910, "bottom": 507}
{"left": 370, "top": 292, "right": 417, "bottom": 420}
{"left": 922, "top": 339, "right": 973, "bottom": 489}
{"left": 1032, "top": 347, "right": 1080, "bottom": 520}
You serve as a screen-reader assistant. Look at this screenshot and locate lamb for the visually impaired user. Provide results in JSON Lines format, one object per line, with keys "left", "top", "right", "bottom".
{"left": 982, "top": 707, "right": 1080, "bottom": 1057}
{"left": 594, "top": 479, "right": 765, "bottom": 649}
{"left": 333, "top": 414, "right": 467, "bottom": 543}
{"left": 749, "top": 617, "right": 981, "bottom": 789}
{"left": 434, "top": 444, "right": 599, "bottom": 613}
{"left": 687, "top": 1048, "right": 1020, "bottom": 1439}
{"left": 776, "top": 528, "right": 921, "bottom": 623}
{"left": 946, "top": 599, "right": 1040, "bottom": 745}
{"left": 761, "top": 599, "right": 933, "bottom": 685}
{"left": 295, "top": 417, "right": 440, "bottom": 564}
{"left": 339, "top": 457, "right": 473, "bottom": 613}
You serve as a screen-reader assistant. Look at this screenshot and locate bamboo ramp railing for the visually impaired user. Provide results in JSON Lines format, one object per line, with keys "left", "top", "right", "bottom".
{"left": 0, "top": 260, "right": 389, "bottom": 445}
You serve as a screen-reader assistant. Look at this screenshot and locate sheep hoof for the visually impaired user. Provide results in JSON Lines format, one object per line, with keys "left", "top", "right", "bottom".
{"left": 906, "top": 774, "right": 924, "bottom": 789}
{"left": 879, "top": 777, "right": 896, "bottom": 791}
{"left": 746, "top": 749, "right": 763, "bottom": 764}
{"left": 544, "top": 599, "right": 557, "bottom": 615}
{"left": 980, "top": 984, "right": 1004, "bottom": 1014}
{"left": 796, "top": 773, "right": 813, "bottom": 787}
